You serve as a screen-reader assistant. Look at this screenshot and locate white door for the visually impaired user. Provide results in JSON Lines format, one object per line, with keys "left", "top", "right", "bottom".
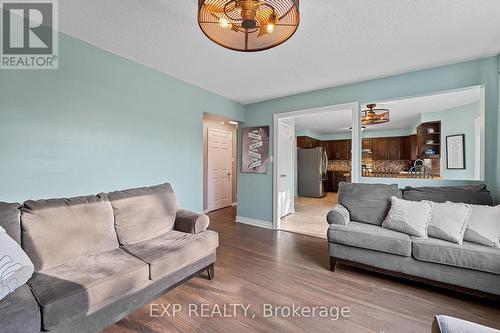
{"left": 278, "top": 122, "right": 294, "bottom": 218}
{"left": 208, "top": 128, "right": 232, "bottom": 211}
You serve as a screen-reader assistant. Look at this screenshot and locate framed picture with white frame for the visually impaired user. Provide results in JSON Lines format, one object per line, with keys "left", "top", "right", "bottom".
{"left": 446, "top": 134, "right": 465, "bottom": 169}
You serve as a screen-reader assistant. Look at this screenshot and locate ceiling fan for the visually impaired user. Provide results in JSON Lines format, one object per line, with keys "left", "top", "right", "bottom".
{"left": 198, "top": 0, "right": 300, "bottom": 52}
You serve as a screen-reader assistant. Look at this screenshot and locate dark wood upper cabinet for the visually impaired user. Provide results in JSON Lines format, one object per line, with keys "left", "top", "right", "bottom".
{"left": 362, "top": 139, "right": 372, "bottom": 150}
{"left": 339, "top": 140, "right": 349, "bottom": 160}
{"left": 372, "top": 138, "right": 388, "bottom": 160}
{"left": 325, "top": 140, "right": 351, "bottom": 160}
{"left": 387, "top": 137, "right": 402, "bottom": 160}
{"left": 401, "top": 135, "right": 418, "bottom": 160}
{"left": 297, "top": 136, "right": 319, "bottom": 149}
{"left": 371, "top": 137, "right": 401, "bottom": 160}
{"left": 329, "top": 141, "right": 340, "bottom": 160}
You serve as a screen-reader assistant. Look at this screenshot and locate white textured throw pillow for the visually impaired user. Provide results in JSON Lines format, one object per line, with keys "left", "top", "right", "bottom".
{"left": 426, "top": 201, "right": 471, "bottom": 244}
{"left": 382, "top": 197, "right": 432, "bottom": 237}
{"left": 0, "top": 226, "right": 34, "bottom": 301}
{"left": 454, "top": 203, "right": 500, "bottom": 248}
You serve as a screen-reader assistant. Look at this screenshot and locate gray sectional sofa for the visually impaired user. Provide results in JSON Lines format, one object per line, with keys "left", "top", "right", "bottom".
{"left": 327, "top": 183, "right": 500, "bottom": 300}
{"left": 0, "top": 183, "right": 218, "bottom": 333}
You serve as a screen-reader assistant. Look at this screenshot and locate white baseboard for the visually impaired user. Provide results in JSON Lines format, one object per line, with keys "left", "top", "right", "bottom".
{"left": 236, "top": 216, "right": 274, "bottom": 229}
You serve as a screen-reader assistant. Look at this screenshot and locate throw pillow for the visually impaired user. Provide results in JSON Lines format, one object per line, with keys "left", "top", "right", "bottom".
{"left": 450, "top": 203, "right": 500, "bottom": 248}
{"left": 0, "top": 226, "right": 34, "bottom": 301}
{"left": 382, "top": 197, "right": 432, "bottom": 237}
{"left": 426, "top": 201, "right": 471, "bottom": 244}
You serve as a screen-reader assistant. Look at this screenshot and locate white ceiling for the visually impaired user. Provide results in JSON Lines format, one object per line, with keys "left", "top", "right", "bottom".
{"left": 294, "top": 87, "right": 481, "bottom": 134}
{"left": 59, "top": 1, "right": 500, "bottom": 104}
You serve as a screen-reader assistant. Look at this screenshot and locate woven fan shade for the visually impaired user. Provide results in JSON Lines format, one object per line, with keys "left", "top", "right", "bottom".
{"left": 198, "top": 0, "right": 300, "bottom": 52}
{"left": 362, "top": 104, "right": 390, "bottom": 125}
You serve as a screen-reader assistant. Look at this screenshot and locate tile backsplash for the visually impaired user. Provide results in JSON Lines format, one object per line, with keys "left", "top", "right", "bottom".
{"left": 328, "top": 159, "right": 441, "bottom": 177}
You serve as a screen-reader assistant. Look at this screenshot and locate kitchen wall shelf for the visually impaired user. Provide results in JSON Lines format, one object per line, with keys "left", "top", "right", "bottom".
{"left": 416, "top": 121, "right": 441, "bottom": 159}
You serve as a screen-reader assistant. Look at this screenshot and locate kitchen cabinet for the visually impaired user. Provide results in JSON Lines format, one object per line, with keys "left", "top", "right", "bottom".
{"left": 401, "top": 135, "right": 418, "bottom": 160}
{"left": 297, "top": 136, "right": 319, "bottom": 149}
{"left": 416, "top": 121, "right": 441, "bottom": 158}
{"left": 332, "top": 171, "right": 349, "bottom": 192}
{"left": 387, "top": 137, "right": 402, "bottom": 160}
{"left": 339, "top": 140, "right": 350, "bottom": 160}
{"left": 372, "top": 137, "right": 401, "bottom": 160}
{"left": 327, "top": 140, "right": 350, "bottom": 160}
{"left": 328, "top": 141, "right": 340, "bottom": 160}
{"left": 362, "top": 139, "right": 372, "bottom": 149}
{"left": 325, "top": 171, "right": 335, "bottom": 192}
{"left": 372, "top": 138, "right": 388, "bottom": 160}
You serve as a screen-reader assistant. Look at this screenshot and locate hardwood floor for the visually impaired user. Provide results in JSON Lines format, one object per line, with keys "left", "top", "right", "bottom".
{"left": 104, "top": 207, "right": 500, "bottom": 333}
{"left": 280, "top": 192, "right": 338, "bottom": 239}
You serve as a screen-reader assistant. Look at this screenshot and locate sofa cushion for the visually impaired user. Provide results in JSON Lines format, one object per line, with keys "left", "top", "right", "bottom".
{"left": 403, "top": 184, "right": 493, "bottom": 205}
{"left": 338, "top": 183, "right": 402, "bottom": 225}
{"left": 29, "top": 248, "right": 149, "bottom": 330}
{"left": 0, "top": 284, "right": 41, "bottom": 333}
{"left": 21, "top": 194, "right": 118, "bottom": 271}
{"left": 328, "top": 222, "right": 411, "bottom": 257}
{"left": 123, "top": 230, "right": 219, "bottom": 280}
{"left": 0, "top": 202, "right": 21, "bottom": 245}
{"left": 412, "top": 237, "right": 500, "bottom": 275}
{"left": 107, "top": 183, "right": 177, "bottom": 245}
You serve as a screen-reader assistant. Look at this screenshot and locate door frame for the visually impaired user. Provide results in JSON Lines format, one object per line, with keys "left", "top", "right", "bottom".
{"left": 207, "top": 127, "right": 233, "bottom": 212}
{"left": 276, "top": 121, "right": 295, "bottom": 218}
{"left": 272, "top": 102, "right": 360, "bottom": 230}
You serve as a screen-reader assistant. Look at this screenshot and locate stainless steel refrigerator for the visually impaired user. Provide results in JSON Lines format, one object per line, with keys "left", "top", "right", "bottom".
{"left": 298, "top": 147, "right": 328, "bottom": 198}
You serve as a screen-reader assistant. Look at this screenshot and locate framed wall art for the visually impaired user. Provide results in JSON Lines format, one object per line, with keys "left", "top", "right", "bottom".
{"left": 241, "top": 126, "right": 270, "bottom": 174}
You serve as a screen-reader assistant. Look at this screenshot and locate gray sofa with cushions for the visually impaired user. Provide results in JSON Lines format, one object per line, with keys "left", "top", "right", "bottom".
{"left": 327, "top": 183, "right": 500, "bottom": 300}
{"left": 0, "top": 183, "right": 218, "bottom": 333}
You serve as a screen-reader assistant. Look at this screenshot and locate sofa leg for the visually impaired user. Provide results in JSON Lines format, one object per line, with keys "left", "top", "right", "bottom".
{"left": 207, "top": 263, "right": 215, "bottom": 280}
{"left": 330, "top": 257, "right": 337, "bottom": 272}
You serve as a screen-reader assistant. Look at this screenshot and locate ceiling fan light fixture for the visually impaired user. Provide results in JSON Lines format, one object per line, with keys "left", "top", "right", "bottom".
{"left": 198, "top": 0, "right": 300, "bottom": 52}
{"left": 361, "top": 104, "right": 390, "bottom": 125}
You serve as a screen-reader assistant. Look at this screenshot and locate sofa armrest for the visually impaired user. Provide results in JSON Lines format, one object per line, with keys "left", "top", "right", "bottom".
{"left": 174, "top": 209, "right": 210, "bottom": 234}
{"left": 326, "top": 204, "right": 350, "bottom": 225}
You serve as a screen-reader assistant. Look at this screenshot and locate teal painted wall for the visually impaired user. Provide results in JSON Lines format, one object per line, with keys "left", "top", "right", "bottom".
{"left": 420, "top": 103, "right": 481, "bottom": 180}
{"left": 0, "top": 33, "right": 244, "bottom": 211}
{"left": 239, "top": 57, "right": 499, "bottom": 223}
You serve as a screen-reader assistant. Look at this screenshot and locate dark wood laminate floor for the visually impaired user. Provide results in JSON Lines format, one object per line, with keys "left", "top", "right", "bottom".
{"left": 103, "top": 207, "right": 500, "bottom": 333}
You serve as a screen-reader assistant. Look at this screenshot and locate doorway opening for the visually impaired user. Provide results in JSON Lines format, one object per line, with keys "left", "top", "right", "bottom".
{"left": 273, "top": 103, "right": 360, "bottom": 238}
{"left": 203, "top": 113, "right": 239, "bottom": 213}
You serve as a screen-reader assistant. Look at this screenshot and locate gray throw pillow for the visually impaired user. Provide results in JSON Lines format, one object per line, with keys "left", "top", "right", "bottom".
{"left": 338, "top": 183, "right": 402, "bottom": 225}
